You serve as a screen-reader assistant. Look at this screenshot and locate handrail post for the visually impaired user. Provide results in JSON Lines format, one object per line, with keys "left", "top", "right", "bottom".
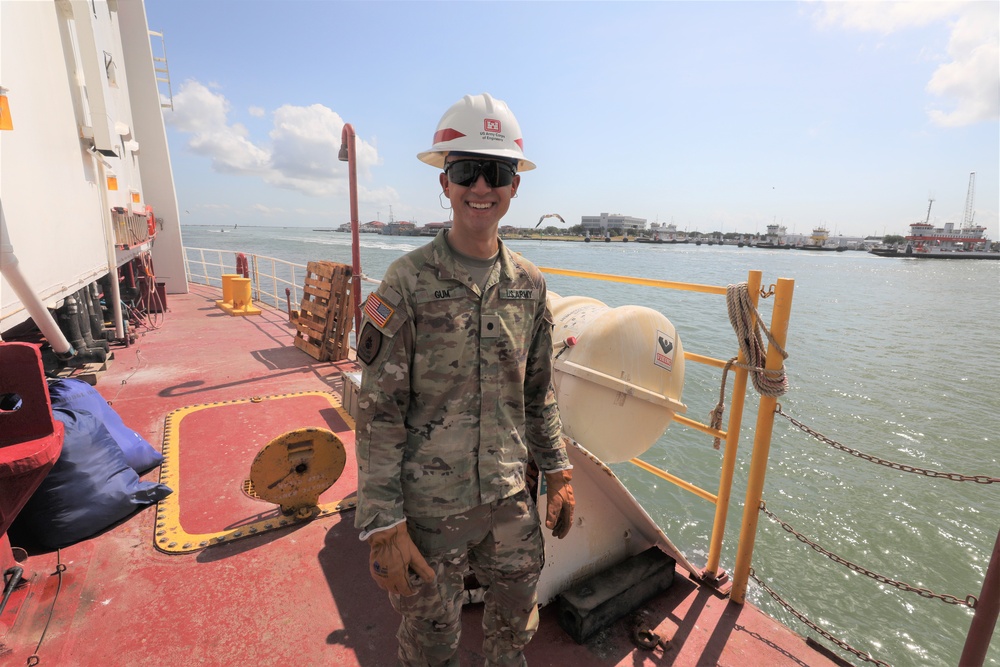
{"left": 960, "top": 529, "right": 1000, "bottom": 666}
{"left": 252, "top": 254, "right": 260, "bottom": 302}
{"left": 340, "top": 124, "right": 363, "bottom": 339}
{"left": 730, "top": 276, "right": 794, "bottom": 603}
{"left": 704, "top": 270, "right": 761, "bottom": 580}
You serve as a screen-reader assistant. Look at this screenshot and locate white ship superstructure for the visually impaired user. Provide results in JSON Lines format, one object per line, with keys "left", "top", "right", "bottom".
{"left": 906, "top": 220, "right": 991, "bottom": 251}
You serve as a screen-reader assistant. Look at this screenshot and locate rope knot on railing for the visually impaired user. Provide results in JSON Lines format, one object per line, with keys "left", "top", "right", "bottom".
{"left": 726, "top": 282, "right": 788, "bottom": 397}
{"left": 708, "top": 284, "right": 788, "bottom": 448}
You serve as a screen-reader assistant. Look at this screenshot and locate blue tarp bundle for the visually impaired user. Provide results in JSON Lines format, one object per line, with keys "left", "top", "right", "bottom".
{"left": 13, "top": 379, "right": 172, "bottom": 550}
{"left": 47, "top": 378, "right": 164, "bottom": 473}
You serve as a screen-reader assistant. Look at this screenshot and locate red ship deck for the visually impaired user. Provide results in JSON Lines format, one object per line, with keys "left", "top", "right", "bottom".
{"left": 1, "top": 284, "right": 846, "bottom": 666}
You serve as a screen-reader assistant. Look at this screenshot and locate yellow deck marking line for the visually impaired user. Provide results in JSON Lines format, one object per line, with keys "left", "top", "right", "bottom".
{"left": 155, "top": 391, "right": 357, "bottom": 554}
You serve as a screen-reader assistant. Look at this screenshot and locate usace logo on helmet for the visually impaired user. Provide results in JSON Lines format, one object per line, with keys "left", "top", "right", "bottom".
{"left": 418, "top": 93, "right": 535, "bottom": 172}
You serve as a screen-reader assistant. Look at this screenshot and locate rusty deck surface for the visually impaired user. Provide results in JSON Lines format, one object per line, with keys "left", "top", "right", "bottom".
{"left": 1, "top": 284, "right": 846, "bottom": 666}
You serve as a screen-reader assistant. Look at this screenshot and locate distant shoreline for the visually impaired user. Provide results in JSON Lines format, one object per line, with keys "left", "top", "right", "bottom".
{"left": 179, "top": 226, "right": 761, "bottom": 245}
{"left": 182, "top": 225, "right": 650, "bottom": 238}
{"left": 181, "top": 224, "right": 595, "bottom": 242}
{"left": 505, "top": 234, "right": 586, "bottom": 242}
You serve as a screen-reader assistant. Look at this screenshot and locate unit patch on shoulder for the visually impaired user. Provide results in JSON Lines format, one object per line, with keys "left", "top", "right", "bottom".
{"left": 364, "top": 293, "right": 395, "bottom": 327}
{"left": 357, "top": 322, "right": 383, "bottom": 366}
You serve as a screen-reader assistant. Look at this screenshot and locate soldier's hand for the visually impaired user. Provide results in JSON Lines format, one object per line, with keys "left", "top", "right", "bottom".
{"left": 366, "top": 522, "right": 435, "bottom": 596}
{"left": 544, "top": 470, "right": 575, "bottom": 539}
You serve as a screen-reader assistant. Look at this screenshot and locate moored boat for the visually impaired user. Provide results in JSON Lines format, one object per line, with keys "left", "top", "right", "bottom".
{"left": 752, "top": 223, "right": 793, "bottom": 249}
{"left": 868, "top": 246, "right": 900, "bottom": 257}
{"left": 874, "top": 185, "right": 999, "bottom": 260}
{"left": 796, "top": 226, "right": 847, "bottom": 251}
{"left": 635, "top": 224, "right": 689, "bottom": 245}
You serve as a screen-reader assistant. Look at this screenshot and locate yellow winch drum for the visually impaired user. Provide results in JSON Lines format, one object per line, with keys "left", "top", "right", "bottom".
{"left": 548, "top": 294, "right": 686, "bottom": 463}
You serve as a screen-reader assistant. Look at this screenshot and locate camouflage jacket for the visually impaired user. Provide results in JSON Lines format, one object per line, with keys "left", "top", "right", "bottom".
{"left": 354, "top": 230, "right": 568, "bottom": 533}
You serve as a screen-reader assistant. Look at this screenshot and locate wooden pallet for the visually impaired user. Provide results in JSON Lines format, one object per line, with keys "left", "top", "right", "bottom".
{"left": 293, "top": 261, "right": 354, "bottom": 361}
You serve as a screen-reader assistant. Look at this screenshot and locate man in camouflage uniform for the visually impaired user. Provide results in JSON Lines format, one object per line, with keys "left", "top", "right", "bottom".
{"left": 354, "top": 93, "right": 575, "bottom": 666}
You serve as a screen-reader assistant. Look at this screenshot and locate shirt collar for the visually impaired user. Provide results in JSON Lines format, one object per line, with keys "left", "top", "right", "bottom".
{"left": 429, "top": 229, "right": 517, "bottom": 287}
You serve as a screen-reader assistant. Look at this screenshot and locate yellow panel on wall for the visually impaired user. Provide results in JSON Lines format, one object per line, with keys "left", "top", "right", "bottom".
{"left": 0, "top": 88, "right": 12, "bottom": 131}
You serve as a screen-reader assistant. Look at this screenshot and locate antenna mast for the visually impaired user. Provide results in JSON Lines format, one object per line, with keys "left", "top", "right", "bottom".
{"left": 962, "top": 172, "right": 976, "bottom": 228}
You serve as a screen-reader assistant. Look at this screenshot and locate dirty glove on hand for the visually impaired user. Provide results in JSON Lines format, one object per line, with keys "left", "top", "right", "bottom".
{"left": 544, "top": 470, "right": 575, "bottom": 539}
{"left": 366, "top": 522, "right": 435, "bottom": 596}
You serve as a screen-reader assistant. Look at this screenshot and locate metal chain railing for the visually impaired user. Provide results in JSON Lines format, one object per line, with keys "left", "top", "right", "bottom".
{"left": 749, "top": 568, "right": 892, "bottom": 667}
{"left": 759, "top": 501, "right": 978, "bottom": 609}
{"left": 775, "top": 405, "right": 1000, "bottom": 484}
{"left": 753, "top": 403, "right": 994, "bottom": 664}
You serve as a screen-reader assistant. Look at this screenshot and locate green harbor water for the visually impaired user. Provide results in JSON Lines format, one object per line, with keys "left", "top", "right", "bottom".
{"left": 182, "top": 225, "right": 999, "bottom": 667}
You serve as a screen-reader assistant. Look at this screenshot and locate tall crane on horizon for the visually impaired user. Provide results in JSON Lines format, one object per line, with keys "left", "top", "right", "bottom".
{"left": 962, "top": 172, "right": 976, "bottom": 228}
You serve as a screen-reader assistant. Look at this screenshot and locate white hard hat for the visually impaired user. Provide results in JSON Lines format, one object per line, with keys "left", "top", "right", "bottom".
{"left": 417, "top": 93, "right": 535, "bottom": 172}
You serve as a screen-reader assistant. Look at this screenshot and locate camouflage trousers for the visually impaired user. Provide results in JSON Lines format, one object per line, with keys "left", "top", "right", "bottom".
{"left": 389, "top": 489, "right": 543, "bottom": 667}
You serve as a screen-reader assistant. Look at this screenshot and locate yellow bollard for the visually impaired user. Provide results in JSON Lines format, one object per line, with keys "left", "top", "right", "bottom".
{"left": 216, "top": 274, "right": 242, "bottom": 310}
{"left": 220, "top": 277, "right": 261, "bottom": 316}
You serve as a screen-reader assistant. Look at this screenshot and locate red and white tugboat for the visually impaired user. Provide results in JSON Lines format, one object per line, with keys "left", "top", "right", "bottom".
{"left": 887, "top": 175, "right": 999, "bottom": 260}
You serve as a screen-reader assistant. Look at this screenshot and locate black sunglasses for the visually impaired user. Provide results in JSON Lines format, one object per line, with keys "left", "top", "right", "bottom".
{"left": 444, "top": 159, "right": 517, "bottom": 188}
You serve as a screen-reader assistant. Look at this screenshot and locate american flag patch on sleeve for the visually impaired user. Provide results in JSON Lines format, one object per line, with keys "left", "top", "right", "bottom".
{"left": 364, "top": 293, "right": 394, "bottom": 327}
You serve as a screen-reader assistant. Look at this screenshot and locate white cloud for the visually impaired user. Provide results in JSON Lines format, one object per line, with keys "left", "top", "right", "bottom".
{"left": 811, "top": 1, "right": 999, "bottom": 126}
{"left": 265, "top": 104, "right": 345, "bottom": 194}
{"left": 926, "top": 3, "right": 1000, "bottom": 126}
{"left": 811, "top": 2, "right": 954, "bottom": 33}
{"left": 168, "top": 80, "right": 269, "bottom": 174}
{"left": 166, "top": 80, "right": 381, "bottom": 196}
{"left": 248, "top": 106, "right": 265, "bottom": 118}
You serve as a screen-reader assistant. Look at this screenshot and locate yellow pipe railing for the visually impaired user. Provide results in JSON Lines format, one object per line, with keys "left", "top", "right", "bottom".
{"left": 539, "top": 265, "right": 792, "bottom": 601}
{"left": 683, "top": 351, "right": 730, "bottom": 369}
{"left": 731, "top": 276, "right": 794, "bottom": 602}
{"left": 705, "top": 270, "right": 760, "bottom": 578}
{"left": 672, "top": 414, "right": 726, "bottom": 439}
{"left": 538, "top": 267, "right": 727, "bottom": 295}
{"left": 630, "top": 457, "right": 719, "bottom": 504}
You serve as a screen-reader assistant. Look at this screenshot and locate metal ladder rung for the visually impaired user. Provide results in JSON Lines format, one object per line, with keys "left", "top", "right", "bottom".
{"left": 147, "top": 29, "right": 173, "bottom": 110}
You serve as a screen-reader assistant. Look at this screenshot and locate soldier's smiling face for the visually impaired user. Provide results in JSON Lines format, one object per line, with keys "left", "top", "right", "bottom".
{"left": 440, "top": 156, "right": 520, "bottom": 237}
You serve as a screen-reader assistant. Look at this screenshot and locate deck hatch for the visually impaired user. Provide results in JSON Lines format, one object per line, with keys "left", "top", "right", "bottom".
{"left": 155, "top": 391, "right": 357, "bottom": 554}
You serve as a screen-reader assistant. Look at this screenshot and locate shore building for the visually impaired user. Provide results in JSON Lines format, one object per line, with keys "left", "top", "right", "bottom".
{"left": 581, "top": 213, "right": 647, "bottom": 235}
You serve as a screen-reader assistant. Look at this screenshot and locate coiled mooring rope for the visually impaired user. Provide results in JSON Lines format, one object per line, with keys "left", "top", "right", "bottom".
{"left": 726, "top": 282, "right": 788, "bottom": 397}
{"left": 709, "top": 283, "right": 789, "bottom": 448}
{"left": 709, "top": 283, "right": 788, "bottom": 449}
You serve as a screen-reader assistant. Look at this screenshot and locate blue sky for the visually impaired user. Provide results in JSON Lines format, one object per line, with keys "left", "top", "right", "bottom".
{"left": 146, "top": 1, "right": 999, "bottom": 239}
